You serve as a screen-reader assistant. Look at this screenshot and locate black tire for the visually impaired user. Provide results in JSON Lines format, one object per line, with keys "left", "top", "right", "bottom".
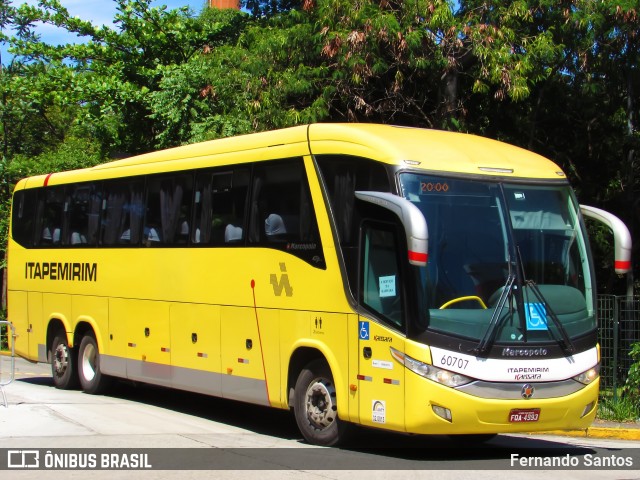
{"left": 293, "top": 359, "right": 351, "bottom": 446}
{"left": 51, "top": 333, "right": 79, "bottom": 390}
{"left": 78, "top": 333, "right": 112, "bottom": 394}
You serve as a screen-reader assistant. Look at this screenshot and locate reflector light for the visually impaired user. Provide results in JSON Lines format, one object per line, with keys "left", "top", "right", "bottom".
{"left": 478, "top": 167, "right": 514, "bottom": 174}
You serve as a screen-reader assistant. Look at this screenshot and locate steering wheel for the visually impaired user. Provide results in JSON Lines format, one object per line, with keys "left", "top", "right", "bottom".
{"left": 439, "top": 296, "right": 488, "bottom": 309}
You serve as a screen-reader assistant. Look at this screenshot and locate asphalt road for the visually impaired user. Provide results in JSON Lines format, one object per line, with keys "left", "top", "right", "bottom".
{"left": 1, "top": 356, "right": 639, "bottom": 480}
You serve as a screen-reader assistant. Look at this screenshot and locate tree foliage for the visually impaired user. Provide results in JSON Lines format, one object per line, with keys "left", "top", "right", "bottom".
{"left": 0, "top": 0, "right": 637, "bottom": 292}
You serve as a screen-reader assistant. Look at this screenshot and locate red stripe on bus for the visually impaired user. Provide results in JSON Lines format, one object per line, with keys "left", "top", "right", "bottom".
{"left": 615, "top": 260, "right": 631, "bottom": 270}
{"left": 408, "top": 251, "right": 428, "bottom": 263}
{"left": 43, "top": 173, "right": 53, "bottom": 186}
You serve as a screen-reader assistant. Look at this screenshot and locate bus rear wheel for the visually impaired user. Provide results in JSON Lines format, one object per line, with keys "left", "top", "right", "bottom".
{"left": 78, "top": 333, "right": 112, "bottom": 394}
{"left": 51, "top": 333, "right": 78, "bottom": 390}
{"left": 293, "top": 359, "right": 351, "bottom": 446}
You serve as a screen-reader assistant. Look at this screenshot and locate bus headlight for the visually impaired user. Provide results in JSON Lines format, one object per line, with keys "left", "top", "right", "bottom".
{"left": 390, "top": 347, "right": 473, "bottom": 387}
{"left": 573, "top": 364, "right": 600, "bottom": 385}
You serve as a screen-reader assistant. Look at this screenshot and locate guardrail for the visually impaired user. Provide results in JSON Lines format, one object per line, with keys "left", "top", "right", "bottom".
{"left": 0, "top": 320, "right": 16, "bottom": 407}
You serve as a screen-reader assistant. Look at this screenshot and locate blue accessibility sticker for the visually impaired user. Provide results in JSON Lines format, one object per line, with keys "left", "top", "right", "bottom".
{"left": 525, "top": 302, "right": 548, "bottom": 331}
{"left": 359, "top": 321, "right": 370, "bottom": 340}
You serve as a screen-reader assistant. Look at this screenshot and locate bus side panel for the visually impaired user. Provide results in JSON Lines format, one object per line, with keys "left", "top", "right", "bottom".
{"left": 103, "top": 298, "right": 128, "bottom": 377}
{"left": 169, "top": 303, "right": 222, "bottom": 397}
{"left": 108, "top": 298, "right": 171, "bottom": 382}
{"left": 347, "top": 313, "right": 360, "bottom": 423}
{"left": 7, "top": 290, "right": 30, "bottom": 360}
{"left": 72, "top": 295, "right": 108, "bottom": 353}
{"left": 279, "top": 310, "right": 351, "bottom": 419}
{"left": 28, "top": 292, "right": 45, "bottom": 362}
{"left": 355, "top": 318, "right": 406, "bottom": 432}
{"left": 43, "top": 293, "right": 72, "bottom": 343}
{"left": 220, "top": 305, "right": 270, "bottom": 406}
{"left": 128, "top": 299, "right": 171, "bottom": 381}
{"left": 254, "top": 308, "right": 282, "bottom": 408}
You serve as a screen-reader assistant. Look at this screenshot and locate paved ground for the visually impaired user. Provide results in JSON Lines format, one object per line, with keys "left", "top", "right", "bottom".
{"left": 2, "top": 352, "right": 639, "bottom": 442}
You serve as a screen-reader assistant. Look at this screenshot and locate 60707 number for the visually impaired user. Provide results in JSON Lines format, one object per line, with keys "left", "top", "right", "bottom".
{"left": 440, "top": 355, "right": 469, "bottom": 370}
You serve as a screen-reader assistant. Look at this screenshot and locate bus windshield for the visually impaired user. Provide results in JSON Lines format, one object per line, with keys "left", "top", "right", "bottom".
{"left": 399, "top": 173, "right": 596, "bottom": 346}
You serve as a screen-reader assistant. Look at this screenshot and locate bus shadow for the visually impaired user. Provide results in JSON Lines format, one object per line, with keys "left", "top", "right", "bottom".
{"left": 15, "top": 375, "right": 54, "bottom": 387}
{"left": 107, "top": 379, "right": 302, "bottom": 441}
{"left": 15, "top": 375, "right": 607, "bottom": 463}
{"left": 342, "top": 431, "right": 597, "bottom": 460}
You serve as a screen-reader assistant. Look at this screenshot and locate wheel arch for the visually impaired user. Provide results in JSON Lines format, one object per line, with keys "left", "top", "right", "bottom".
{"left": 46, "top": 317, "right": 71, "bottom": 362}
{"left": 73, "top": 318, "right": 103, "bottom": 353}
{"left": 286, "top": 343, "right": 348, "bottom": 414}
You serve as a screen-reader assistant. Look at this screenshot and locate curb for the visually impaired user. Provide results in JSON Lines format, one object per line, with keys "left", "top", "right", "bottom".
{"left": 540, "top": 427, "right": 640, "bottom": 441}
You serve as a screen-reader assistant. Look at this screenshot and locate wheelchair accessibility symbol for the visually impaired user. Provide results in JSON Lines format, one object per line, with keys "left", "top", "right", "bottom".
{"left": 359, "top": 321, "right": 370, "bottom": 340}
{"left": 525, "top": 302, "right": 548, "bottom": 331}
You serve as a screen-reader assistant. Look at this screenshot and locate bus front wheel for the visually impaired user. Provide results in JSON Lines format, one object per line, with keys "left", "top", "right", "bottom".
{"left": 293, "top": 359, "right": 350, "bottom": 446}
{"left": 51, "top": 333, "right": 78, "bottom": 390}
{"left": 78, "top": 333, "right": 112, "bottom": 394}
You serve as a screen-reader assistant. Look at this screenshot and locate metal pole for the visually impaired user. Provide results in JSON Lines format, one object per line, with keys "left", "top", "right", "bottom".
{"left": 0, "top": 320, "right": 16, "bottom": 408}
{"left": 613, "top": 297, "right": 619, "bottom": 402}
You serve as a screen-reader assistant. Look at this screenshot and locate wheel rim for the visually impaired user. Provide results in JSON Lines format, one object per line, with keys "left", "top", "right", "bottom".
{"left": 53, "top": 343, "right": 69, "bottom": 376}
{"left": 305, "top": 378, "right": 337, "bottom": 430}
{"left": 81, "top": 342, "right": 97, "bottom": 382}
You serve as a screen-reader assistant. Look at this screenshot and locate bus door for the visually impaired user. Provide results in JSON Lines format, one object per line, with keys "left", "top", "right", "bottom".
{"left": 357, "top": 221, "right": 407, "bottom": 431}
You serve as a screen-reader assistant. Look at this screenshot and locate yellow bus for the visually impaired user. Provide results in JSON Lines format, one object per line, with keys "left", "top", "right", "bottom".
{"left": 7, "top": 123, "right": 632, "bottom": 446}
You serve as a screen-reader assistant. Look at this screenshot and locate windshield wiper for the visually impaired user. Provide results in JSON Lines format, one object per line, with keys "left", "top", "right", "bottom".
{"left": 512, "top": 245, "right": 576, "bottom": 355}
{"left": 471, "top": 273, "right": 515, "bottom": 356}
{"left": 523, "top": 279, "right": 576, "bottom": 354}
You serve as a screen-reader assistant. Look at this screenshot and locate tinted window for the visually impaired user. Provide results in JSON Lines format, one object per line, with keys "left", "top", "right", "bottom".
{"left": 192, "top": 168, "right": 249, "bottom": 245}
{"left": 11, "top": 189, "right": 38, "bottom": 247}
{"left": 361, "top": 222, "right": 405, "bottom": 330}
{"left": 316, "top": 155, "right": 390, "bottom": 244}
{"left": 37, "top": 187, "right": 66, "bottom": 246}
{"left": 248, "top": 159, "right": 325, "bottom": 268}
{"left": 67, "top": 183, "right": 102, "bottom": 246}
{"left": 101, "top": 180, "right": 144, "bottom": 246}
{"left": 145, "top": 174, "right": 193, "bottom": 246}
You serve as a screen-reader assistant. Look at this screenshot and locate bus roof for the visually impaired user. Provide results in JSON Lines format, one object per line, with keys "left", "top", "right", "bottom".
{"left": 308, "top": 123, "right": 565, "bottom": 180}
{"left": 17, "top": 123, "right": 566, "bottom": 189}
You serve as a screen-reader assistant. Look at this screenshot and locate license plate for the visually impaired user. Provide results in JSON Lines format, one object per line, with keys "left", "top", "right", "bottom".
{"left": 509, "top": 408, "right": 540, "bottom": 423}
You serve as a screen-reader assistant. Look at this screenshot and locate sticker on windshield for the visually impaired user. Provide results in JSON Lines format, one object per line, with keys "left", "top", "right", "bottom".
{"left": 525, "top": 302, "right": 548, "bottom": 330}
{"left": 379, "top": 275, "right": 396, "bottom": 298}
{"left": 514, "top": 192, "right": 526, "bottom": 200}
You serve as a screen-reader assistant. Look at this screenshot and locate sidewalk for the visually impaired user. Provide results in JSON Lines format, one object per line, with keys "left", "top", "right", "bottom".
{"left": 2, "top": 350, "right": 640, "bottom": 441}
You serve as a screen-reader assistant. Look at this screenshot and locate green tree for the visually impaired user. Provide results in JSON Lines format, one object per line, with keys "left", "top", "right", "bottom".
{"left": 0, "top": 0, "right": 637, "bottom": 293}
{"left": 7, "top": 0, "right": 247, "bottom": 155}
{"left": 150, "top": 7, "right": 330, "bottom": 146}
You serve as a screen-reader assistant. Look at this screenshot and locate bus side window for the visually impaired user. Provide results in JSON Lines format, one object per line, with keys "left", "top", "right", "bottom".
{"left": 315, "top": 155, "right": 390, "bottom": 244}
{"left": 192, "top": 168, "right": 249, "bottom": 246}
{"left": 248, "top": 158, "right": 324, "bottom": 268}
{"left": 101, "top": 180, "right": 144, "bottom": 246}
{"left": 38, "top": 186, "right": 66, "bottom": 247}
{"left": 11, "top": 189, "right": 39, "bottom": 248}
{"left": 193, "top": 172, "right": 212, "bottom": 244}
{"left": 66, "top": 183, "right": 102, "bottom": 246}
{"left": 361, "top": 222, "right": 405, "bottom": 330}
{"left": 212, "top": 169, "right": 249, "bottom": 245}
{"left": 145, "top": 174, "right": 193, "bottom": 246}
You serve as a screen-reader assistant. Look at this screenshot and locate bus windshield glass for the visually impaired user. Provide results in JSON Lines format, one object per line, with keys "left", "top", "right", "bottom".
{"left": 399, "top": 173, "right": 596, "bottom": 345}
